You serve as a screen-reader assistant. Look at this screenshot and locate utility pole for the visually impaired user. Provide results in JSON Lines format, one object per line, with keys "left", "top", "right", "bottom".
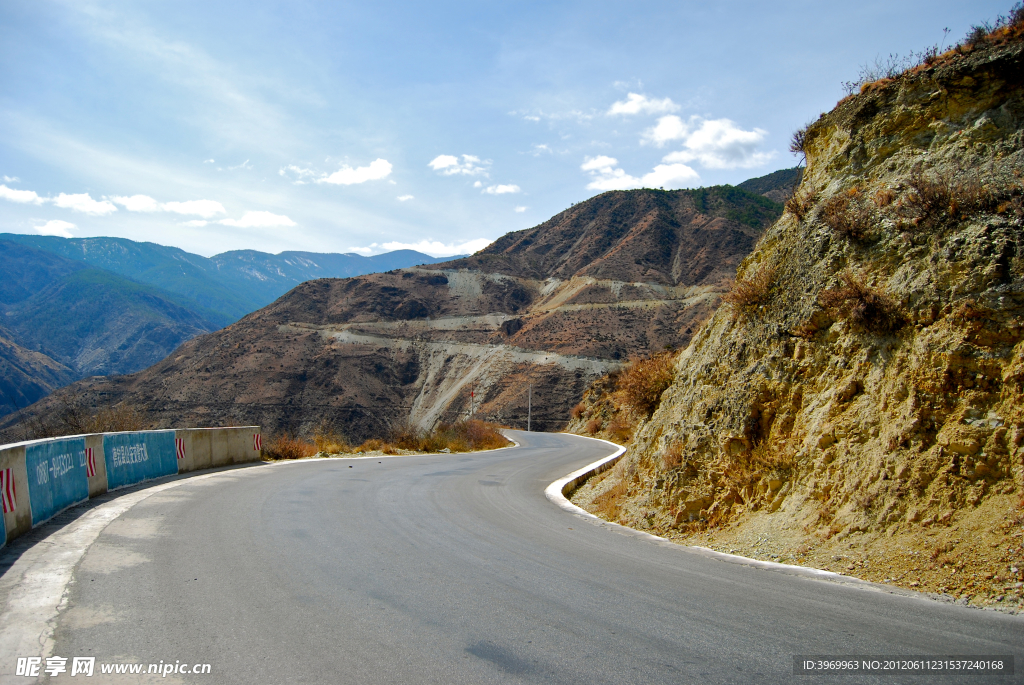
{"left": 527, "top": 384, "right": 532, "bottom": 432}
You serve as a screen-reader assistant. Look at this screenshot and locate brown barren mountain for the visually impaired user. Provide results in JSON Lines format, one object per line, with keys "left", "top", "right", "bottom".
{"left": 0, "top": 186, "right": 781, "bottom": 443}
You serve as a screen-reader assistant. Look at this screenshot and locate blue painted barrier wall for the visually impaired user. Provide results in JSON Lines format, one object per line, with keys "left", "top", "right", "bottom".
{"left": 25, "top": 437, "right": 90, "bottom": 526}
{"left": 0, "top": 426, "right": 261, "bottom": 545}
{"left": 103, "top": 431, "right": 178, "bottom": 491}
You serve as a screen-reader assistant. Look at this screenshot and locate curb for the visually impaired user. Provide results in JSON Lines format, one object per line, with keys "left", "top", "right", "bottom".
{"left": 542, "top": 434, "right": 901, "bottom": 591}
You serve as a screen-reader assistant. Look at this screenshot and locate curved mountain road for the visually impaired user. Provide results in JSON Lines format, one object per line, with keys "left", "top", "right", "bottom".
{"left": 4, "top": 431, "right": 1022, "bottom": 684}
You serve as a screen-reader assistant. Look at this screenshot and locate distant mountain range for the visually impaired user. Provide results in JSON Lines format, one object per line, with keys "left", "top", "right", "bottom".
{"left": 0, "top": 168, "right": 798, "bottom": 442}
{"left": 0, "top": 234, "right": 458, "bottom": 322}
{"left": 0, "top": 237, "right": 459, "bottom": 417}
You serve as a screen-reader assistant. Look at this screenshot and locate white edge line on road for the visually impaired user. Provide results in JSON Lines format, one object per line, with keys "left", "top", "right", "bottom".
{"left": 541, "top": 433, "right": 916, "bottom": 591}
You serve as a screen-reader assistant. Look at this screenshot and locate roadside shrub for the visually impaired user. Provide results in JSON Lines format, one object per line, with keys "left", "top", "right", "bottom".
{"left": 818, "top": 271, "right": 905, "bottom": 334}
{"left": 429, "top": 419, "right": 509, "bottom": 452}
{"left": 820, "top": 190, "right": 873, "bottom": 241}
{"left": 785, "top": 188, "right": 817, "bottom": 221}
{"left": 873, "top": 187, "right": 895, "bottom": 207}
{"left": 722, "top": 262, "right": 778, "bottom": 314}
{"left": 789, "top": 125, "right": 810, "bottom": 165}
{"left": 617, "top": 351, "right": 677, "bottom": 417}
{"left": 904, "top": 168, "right": 1002, "bottom": 224}
{"left": 263, "top": 434, "right": 318, "bottom": 460}
{"left": 585, "top": 418, "right": 602, "bottom": 434}
{"left": 570, "top": 403, "right": 585, "bottom": 420}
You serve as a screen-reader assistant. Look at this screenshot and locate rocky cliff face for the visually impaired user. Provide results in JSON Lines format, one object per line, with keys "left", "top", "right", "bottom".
{"left": 0, "top": 186, "right": 781, "bottom": 443}
{"left": 571, "top": 31, "right": 1024, "bottom": 607}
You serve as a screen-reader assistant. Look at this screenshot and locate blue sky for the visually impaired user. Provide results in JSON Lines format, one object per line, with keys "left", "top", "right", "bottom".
{"left": 0, "top": 0, "right": 1010, "bottom": 257}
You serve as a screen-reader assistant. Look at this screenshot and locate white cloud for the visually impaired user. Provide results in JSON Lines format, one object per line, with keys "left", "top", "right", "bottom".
{"left": 580, "top": 156, "right": 620, "bottom": 173}
{"left": 34, "top": 220, "right": 76, "bottom": 238}
{"left": 382, "top": 238, "right": 493, "bottom": 257}
{"left": 643, "top": 116, "right": 775, "bottom": 169}
{"left": 218, "top": 210, "right": 296, "bottom": 228}
{"left": 203, "top": 159, "right": 215, "bottom": 164}
{"left": 511, "top": 109, "right": 593, "bottom": 123}
{"left": 643, "top": 163, "right": 701, "bottom": 187}
{"left": 111, "top": 194, "right": 162, "bottom": 212}
{"left": 162, "top": 199, "right": 227, "bottom": 218}
{"left": 482, "top": 184, "right": 520, "bottom": 195}
{"left": 428, "top": 154, "right": 489, "bottom": 176}
{"left": 53, "top": 192, "right": 118, "bottom": 215}
{"left": 514, "top": 206, "right": 527, "bottom": 213}
{"left": 2, "top": 175, "right": 19, "bottom": 182}
{"left": 110, "top": 195, "right": 226, "bottom": 217}
{"left": 641, "top": 115, "right": 690, "bottom": 147}
{"left": 473, "top": 181, "right": 482, "bottom": 188}
{"left": 350, "top": 238, "right": 493, "bottom": 257}
{"left": 531, "top": 144, "right": 552, "bottom": 156}
{"left": 608, "top": 93, "right": 680, "bottom": 116}
{"left": 182, "top": 220, "right": 209, "bottom": 227}
{"left": 278, "top": 165, "right": 318, "bottom": 184}
{"left": 227, "top": 159, "right": 253, "bottom": 170}
{"left": 580, "top": 156, "right": 699, "bottom": 191}
{"left": 320, "top": 158, "right": 393, "bottom": 185}
{"left": 396, "top": 195, "right": 414, "bottom": 202}
{"left": 0, "top": 184, "right": 45, "bottom": 205}
{"left": 347, "top": 243, "right": 377, "bottom": 255}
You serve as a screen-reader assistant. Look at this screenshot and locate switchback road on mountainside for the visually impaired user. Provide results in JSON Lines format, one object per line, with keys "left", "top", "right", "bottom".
{"left": 2, "top": 431, "right": 1022, "bottom": 684}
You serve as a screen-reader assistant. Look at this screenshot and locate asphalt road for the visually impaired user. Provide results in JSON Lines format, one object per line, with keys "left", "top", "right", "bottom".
{"left": 12, "top": 431, "right": 1024, "bottom": 683}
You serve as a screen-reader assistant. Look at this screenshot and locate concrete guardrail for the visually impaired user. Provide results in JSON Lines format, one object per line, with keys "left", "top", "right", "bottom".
{"left": 0, "top": 426, "right": 262, "bottom": 548}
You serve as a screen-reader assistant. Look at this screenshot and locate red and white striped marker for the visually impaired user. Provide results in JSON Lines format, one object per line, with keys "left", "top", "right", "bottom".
{"left": 85, "top": 447, "right": 97, "bottom": 478}
{"left": 175, "top": 438, "right": 186, "bottom": 461}
{"left": 0, "top": 468, "right": 15, "bottom": 513}
{"left": 253, "top": 433, "right": 262, "bottom": 451}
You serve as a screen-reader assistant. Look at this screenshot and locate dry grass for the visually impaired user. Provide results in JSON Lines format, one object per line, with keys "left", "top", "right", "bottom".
{"left": 818, "top": 271, "right": 905, "bottom": 334}
{"left": 263, "top": 434, "right": 318, "bottom": 460}
{"left": 722, "top": 262, "right": 778, "bottom": 315}
{"left": 617, "top": 351, "right": 677, "bottom": 417}
{"left": 354, "top": 438, "right": 399, "bottom": 454}
{"left": 840, "top": 6, "right": 1024, "bottom": 96}
{"left": 381, "top": 419, "right": 509, "bottom": 453}
{"left": 749, "top": 439, "right": 796, "bottom": 471}
{"left": 605, "top": 418, "right": 633, "bottom": 444}
{"left": 661, "top": 442, "right": 684, "bottom": 470}
{"left": 570, "top": 403, "right": 585, "bottom": 419}
{"left": 313, "top": 427, "right": 351, "bottom": 454}
{"left": 585, "top": 418, "right": 602, "bottom": 434}
{"left": 591, "top": 480, "right": 628, "bottom": 521}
